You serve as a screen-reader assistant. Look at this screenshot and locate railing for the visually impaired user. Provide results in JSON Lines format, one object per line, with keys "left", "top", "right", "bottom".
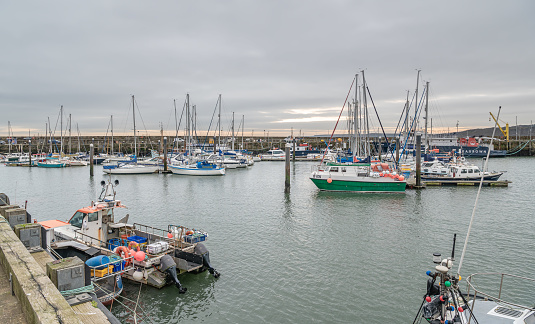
{"left": 465, "top": 272, "right": 535, "bottom": 324}
{"left": 87, "top": 256, "right": 134, "bottom": 281}
{"left": 73, "top": 230, "right": 109, "bottom": 248}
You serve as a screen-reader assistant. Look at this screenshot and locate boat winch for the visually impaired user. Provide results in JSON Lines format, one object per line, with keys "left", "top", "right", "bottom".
{"left": 195, "top": 243, "right": 220, "bottom": 278}
{"left": 160, "top": 254, "right": 187, "bottom": 294}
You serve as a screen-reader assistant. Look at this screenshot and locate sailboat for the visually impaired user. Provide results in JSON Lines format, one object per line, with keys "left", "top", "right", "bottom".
{"left": 310, "top": 72, "right": 406, "bottom": 193}
{"left": 169, "top": 94, "right": 225, "bottom": 176}
{"left": 104, "top": 96, "right": 158, "bottom": 175}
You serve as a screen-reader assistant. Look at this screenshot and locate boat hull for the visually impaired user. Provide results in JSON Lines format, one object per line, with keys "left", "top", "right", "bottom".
{"left": 422, "top": 172, "right": 503, "bottom": 181}
{"left": 310, "top": 177, "right": 406, "bottom": 192}
{"left": 37, "top": 162, "right": 66, "bottom": 168}
{"left": 103, "top": 165, "right": 159, "bottom": 174}
{"left": 170, "top": 165, "right": 225, "bottom": 176}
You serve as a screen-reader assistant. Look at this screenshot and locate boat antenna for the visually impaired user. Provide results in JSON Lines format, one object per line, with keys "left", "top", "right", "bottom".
{"left": 319, "top": 75, "right": 355, "bottom": 165}
{"left": 457, "top": 106, "right": 501, "bottom": 276}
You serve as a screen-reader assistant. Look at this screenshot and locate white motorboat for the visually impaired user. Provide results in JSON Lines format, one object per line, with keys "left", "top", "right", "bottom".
{"left": 259, "top": 149, "right": 286, "bottom": 161}
{"left": 170, "top": 160, "right": 225, "bottom": 176}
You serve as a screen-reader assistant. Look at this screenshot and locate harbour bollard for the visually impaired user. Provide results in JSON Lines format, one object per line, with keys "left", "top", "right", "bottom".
{"left": 89, "top": 144, "right": 94, "bottom": 176}
{"left": 416, "top": 134, "right": 421, "bottom": 187}
{"left": 285, "top": 145, "right": 290, "bottom": 192}
{"left": 163, "top": 137, "right": 168, "bottom": 172}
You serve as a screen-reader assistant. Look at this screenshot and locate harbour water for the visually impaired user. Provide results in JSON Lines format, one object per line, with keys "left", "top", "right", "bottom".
{"left": 1, "top": 157, "right": 534, "bottom": 323}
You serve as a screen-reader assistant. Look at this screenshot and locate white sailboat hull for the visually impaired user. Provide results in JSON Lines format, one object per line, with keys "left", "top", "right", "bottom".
{"left": 103, "top": 164, "right": 159, "bottom": 174}
{"left": 169, "top": 165, "right": 225, "bottom": 176}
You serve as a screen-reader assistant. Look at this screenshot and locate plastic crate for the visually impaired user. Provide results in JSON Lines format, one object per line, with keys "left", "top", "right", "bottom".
{"left": 127, "top": 235, "right": 148, "bottom": 244}
{"left": 184, "top": 233, "right": 206, "bottom": 243}
{"left": 91, "top": 265, "right": 114, "bottom": 278}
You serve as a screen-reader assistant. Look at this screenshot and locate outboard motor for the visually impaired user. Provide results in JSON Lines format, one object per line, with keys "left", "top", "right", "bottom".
{"left": 194, "top": 243, "right": 220, "bottom": 278}
{"left": 160, "top": 255, "right": 187, "bottom": 293}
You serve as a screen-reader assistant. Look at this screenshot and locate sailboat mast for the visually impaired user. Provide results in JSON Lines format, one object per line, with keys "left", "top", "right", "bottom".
{"left": 7, "top": 121, "right": 11, "bottom": 154}
{"left": 218, "top": 94, "right": 221, "bottom": 151}
{"left": 111, "top": 115, "right": 114, "bottom": 154}
{"left": 242, "top": 115, "right": 244, "bottom": 152}
{"left": 353, "top": 74, "right": 359, "bottom": 158}
{"left": 361, "top": 70, "right": 370, "bottom": 157}
{"left": 68, "top": 113, "right": 72, "bottom": 154}
{"left": 232, "top": 112, "right": 235, "bottom": 151}
{"left": 48, "top": 117, "right": 52, "bottom": 153}
{"left": 132, "top": 95, "right": 137, "bottom": 157}
{"left": 424, "top": 81, "right": 429, "bottom": 153}
{"left": 414, "top": 70, "right": 420, "bottom": 137}
{"left": 77, "top": 123, "right": 81, "bottom": 153}
{"left": 60, "top": 105, "right": 63, "bottom": 155}
{"left": 186, "top": 93, "right": 190, "bottom": 156}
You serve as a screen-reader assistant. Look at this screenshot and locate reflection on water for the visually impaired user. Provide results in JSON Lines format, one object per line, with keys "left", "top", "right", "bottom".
{"left": 0, "top": 157, "right": 533, "bottom": 322}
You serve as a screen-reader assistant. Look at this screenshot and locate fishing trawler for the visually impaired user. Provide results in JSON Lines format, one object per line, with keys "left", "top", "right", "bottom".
{"left": 39, "top": 179, "right": 220, "bottom": 296}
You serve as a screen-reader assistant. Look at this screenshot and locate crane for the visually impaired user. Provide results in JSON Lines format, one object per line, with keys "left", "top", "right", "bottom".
{"left": 489, "top": 112, "right": 509, "bottom": 142}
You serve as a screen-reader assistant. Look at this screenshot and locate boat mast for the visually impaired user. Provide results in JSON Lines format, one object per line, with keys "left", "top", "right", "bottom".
{"left": 60, "top": 105, "right": 63, "bottom": 155}
{"left": 132, "top": 95, "right": 137, "bottom": 157}
{"left": 414, "top": 70, "right": 420, "bottom": 139}
{"left": 241, "top": 115, "right": 244, "bottom": 152}
{"left": 7, "top": 121, "right": 11, "bottom": 155}
{"left": 353, "top": 74, "right": 359, "bottom": 159}
{"left": 424, "top": 81, "right": 429, "bottom": 153}
{"left": 76, "top": 123, "right": 81, "bottom": 153}
{"left": 186, "top": 93, "right": 190, "bottom": 157}
{"left": 111, "top": 115, "right": 114, "bottom": 154}
{"left": 68, "top": 113, "right": 72, "bottom": 154}
{"left": 361, "top": 70, "right": 370, "bottom": 157}
{"left": 231, "top": 112, "right": 235, "bottom": 151}
{"left": 48, "top": 117, "right": 52, "bottom": 153}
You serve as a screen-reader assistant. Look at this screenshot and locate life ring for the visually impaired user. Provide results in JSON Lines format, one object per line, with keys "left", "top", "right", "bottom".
{"left": 185, "top": 230, "right": 194, "bottom": 236}
{"left": 114, "top": 246, "right": 132, "bottom": 266}
{"left": 460, "top": 157, "right": 465, "bottom": 162}
{"left": 128, "top": 241, "right": 140, "bottom": 252}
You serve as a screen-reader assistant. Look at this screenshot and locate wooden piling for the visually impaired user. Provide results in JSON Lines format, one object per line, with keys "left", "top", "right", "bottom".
{"left": 285, "top": 146, "right": 290, "bottom": 192}
{"left": 89, "top": 144, "right": 94, "bottom": 176}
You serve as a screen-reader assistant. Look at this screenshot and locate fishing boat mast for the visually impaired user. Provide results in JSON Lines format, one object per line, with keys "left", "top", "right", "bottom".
{"left": 353, "top": 74, "right": 359, "bottom": 159}
{"left": 361, "top": 70, "right": 370, "bottom": 158}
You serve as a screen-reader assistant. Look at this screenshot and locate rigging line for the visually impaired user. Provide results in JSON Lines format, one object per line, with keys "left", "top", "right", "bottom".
{"left": 457, "top": 106, "right": 501, "bottom": 277}
{"left": 365, "top": 85, "right": 397, "bottom": 169}
{"left": 134, "top": 97, "right": 154, "bottom": 150}
{"left": 202, "top": 96, "right": 220, "bottom": 148}
{"left": 319, "top": 75, "right": 355, "bottom": 165}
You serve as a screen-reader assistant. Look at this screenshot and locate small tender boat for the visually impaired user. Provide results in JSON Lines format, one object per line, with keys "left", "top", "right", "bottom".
{"left": 421, "top": 164, "right": 504, "bottom": 181}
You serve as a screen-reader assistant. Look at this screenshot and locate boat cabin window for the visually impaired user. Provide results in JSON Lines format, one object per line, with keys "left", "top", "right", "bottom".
{"left": 88, "top": 212, "right": 98, "bottom": 222}
{"left": 474, "top": 168, "right": 480, "bottom": 173}
{"left": 468, "top": 169, "right": 473, "bottom": 173}
{"left": 69, "top": 211, "right": 87, "bottom": 228}
{"left": 330, "top": 167, "right": 339, "bottom": 172}
{"left": 341, "top": 167, "right": 346, "bottom": 172}
{"left": 461, "top": 169, "right": 467, "bottom": 173}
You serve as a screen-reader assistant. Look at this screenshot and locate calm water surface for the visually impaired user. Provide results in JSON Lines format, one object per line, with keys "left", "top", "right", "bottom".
{"left": 1, "top": 157, "right": 534, "bottom": 323}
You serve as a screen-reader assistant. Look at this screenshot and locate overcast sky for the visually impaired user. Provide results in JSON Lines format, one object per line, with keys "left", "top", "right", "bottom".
{"left": 1, "top": 1, "right": 534, "bottom": 138}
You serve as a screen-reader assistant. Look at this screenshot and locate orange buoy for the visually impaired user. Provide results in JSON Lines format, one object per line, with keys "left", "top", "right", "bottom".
{"left": 114, "top": 246, "right": 132, "bottom": 266}
{"left": 379, "top": 172, "right": 384, "bottom": 177}
{"left": 185, "top": 230, "right": 194, "bottom": 236}
{"left": 327, "top": 178, "right": 333, "bottom": 183}
{"left": 398, "top": 176, "right": 405, "bottom": 181}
